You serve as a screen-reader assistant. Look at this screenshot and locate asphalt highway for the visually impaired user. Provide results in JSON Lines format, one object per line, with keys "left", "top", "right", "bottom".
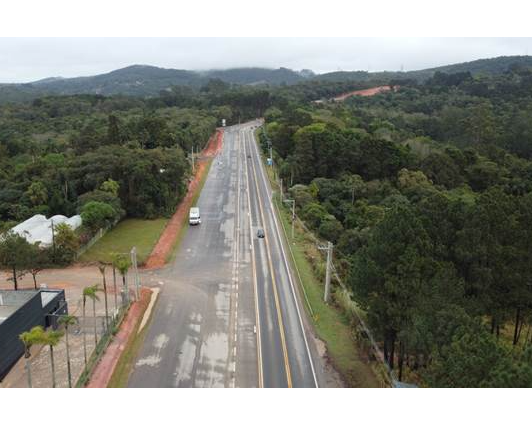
{"left": 128, "top": 121, "right": 319, "bottom": 387}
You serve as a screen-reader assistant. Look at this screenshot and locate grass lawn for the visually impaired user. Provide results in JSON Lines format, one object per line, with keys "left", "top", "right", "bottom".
{"left": 79, "top": 218, "right": 169, "bottom": 266}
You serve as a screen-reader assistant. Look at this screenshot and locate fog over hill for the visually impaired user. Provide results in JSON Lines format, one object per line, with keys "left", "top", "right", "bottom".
{"left": 2, "top": 55, "right": 532, "bottom": 104}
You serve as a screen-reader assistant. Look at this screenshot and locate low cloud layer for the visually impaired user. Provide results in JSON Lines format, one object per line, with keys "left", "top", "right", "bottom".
{"left": 1, "top": 37, "right": 532, "bottom": 83}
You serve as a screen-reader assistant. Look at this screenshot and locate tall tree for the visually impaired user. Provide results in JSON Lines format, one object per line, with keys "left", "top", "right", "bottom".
{"left": 82, "top": 284, "right": 100, "bottom": 367}
{"left": 58, "top": 314, "right": 78, "bottom": 388}
{"left": 349, "top": 204, "right": 433, "bottom": 369}
{"left": 0, "top": 231, "right": 32, "bottom": 290}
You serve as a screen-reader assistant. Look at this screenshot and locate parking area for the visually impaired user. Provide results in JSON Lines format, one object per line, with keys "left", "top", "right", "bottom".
{"left": 0, "top": 265, "right": 133, "bottom": 387}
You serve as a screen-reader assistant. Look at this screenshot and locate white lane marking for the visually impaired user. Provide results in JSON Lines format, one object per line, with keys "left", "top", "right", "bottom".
{"left": 243, "top": 126, "right": 264, "bottom": 388}
{"left": 246, "top": 128, "right": 293, "bottom": 388}
{"left": 249, "top": 126, "right": 319, "bottom": 388}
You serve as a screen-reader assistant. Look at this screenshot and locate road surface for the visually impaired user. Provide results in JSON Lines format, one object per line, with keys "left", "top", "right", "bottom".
{"left": 129, "top": 121, "right": 322, "bottom": 387}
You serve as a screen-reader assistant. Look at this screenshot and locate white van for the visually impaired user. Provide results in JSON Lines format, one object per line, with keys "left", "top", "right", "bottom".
{"left": 189, "top": 207, "right": 201, "bottom": 225}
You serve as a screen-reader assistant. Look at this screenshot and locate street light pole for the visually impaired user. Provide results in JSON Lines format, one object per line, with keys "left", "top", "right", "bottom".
{"left": 130, "top": 247, "right": 140, "bottom": 301}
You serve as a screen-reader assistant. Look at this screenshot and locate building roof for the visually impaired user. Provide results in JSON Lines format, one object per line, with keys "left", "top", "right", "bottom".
{"left": 0, "top": 290, "right": 36, "bottom": 324}
{"left": 10, "top": 214, "right": 82, "bottom": 247}
{"left": 0, "top": 289, "right": 65, "bottom": 324}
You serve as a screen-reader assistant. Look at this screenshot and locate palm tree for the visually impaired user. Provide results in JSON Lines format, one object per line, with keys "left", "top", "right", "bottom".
{"left": 82, "top": 284, "right": 100, "bottom": 367}
{"left": 58, "top": 314, "right": 77, "bottom": 388}
{"left": 19, "top": 326, "right": 46, "bottom": 388}
{"left": 43, "top": 329, "right": 64, "bottom": 388}
{"left": 98, "top": 263, "right": 110, "bottom": 331}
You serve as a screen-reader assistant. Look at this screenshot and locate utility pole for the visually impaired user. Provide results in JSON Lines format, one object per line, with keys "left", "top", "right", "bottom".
{"left": 279, "top": 178, "right": 283, "bottom": 201}
{"left": 290, "top": 168, "right": 294, "bottom": 187}
{"left": 191, "top": 145, "right": 195, "bottom": 173}
{"left": 318, "top": 241, "right": 333, "bottom": 303}
{"left": 284, "top": 199, "right": 295, "bottom": 240}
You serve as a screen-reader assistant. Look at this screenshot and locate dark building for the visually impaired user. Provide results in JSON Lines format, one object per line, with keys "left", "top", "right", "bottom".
{"left": 0, "top": 289, "right": 68, "bottom": 381}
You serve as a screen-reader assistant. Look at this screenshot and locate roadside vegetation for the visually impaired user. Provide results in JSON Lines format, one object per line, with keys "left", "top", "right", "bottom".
{"left": 260, "top": 66, "right": 532, "bottom": 386}
{"left": 274, "top": 191, "right": 381, "bottom": 387}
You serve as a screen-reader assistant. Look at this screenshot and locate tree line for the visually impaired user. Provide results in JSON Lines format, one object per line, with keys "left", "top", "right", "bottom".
{"left": 263, "top": 67, "right": 532, "bottom": 386}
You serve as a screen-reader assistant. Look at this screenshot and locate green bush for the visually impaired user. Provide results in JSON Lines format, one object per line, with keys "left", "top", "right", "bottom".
{"left": 81, "top": 201, "right": 119, "bottom": 232}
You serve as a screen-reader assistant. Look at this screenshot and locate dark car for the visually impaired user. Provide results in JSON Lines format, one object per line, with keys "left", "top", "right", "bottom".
{"left": 257, "top": 228, "right": 265, "bottom": 238}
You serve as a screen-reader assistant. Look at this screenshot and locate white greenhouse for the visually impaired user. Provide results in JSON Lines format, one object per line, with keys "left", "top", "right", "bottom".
{"left": 10, "top": 214, "right": 82, "bottom": 247}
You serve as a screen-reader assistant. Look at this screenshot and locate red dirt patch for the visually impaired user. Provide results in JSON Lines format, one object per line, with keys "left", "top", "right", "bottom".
{"left": 333, "top": 85, "right": 395, "bottom": 101}
{"left": 86, "top": 287, "right": 152, "bottom": 388}
{"left": 143, "top": 129, "right": 224, "bottom": 269}
{"left": 314, "top": 85, "right": 398, "bottom": 104}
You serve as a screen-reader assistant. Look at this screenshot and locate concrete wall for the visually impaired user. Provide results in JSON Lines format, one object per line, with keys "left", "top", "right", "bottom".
{"left": 0, "top": 292, "right": 43, "bottom": 381}
{"left": 0, "top": 289, "right": 68, "bottom": 381}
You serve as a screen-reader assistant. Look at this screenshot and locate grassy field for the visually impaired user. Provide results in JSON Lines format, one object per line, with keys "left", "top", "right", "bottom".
{"left": 78, "top": 218, "right": 169, "bottom": 266}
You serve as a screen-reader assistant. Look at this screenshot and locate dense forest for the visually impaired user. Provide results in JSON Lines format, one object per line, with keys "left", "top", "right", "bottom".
{"left": 262, "top": 65, "right": 532, "bottom": 386}
{"left": 0, "top": 83, "right": 283, "bottom": 242}
{"left": 0, "top": 95, "right": 215, "bottom": 230}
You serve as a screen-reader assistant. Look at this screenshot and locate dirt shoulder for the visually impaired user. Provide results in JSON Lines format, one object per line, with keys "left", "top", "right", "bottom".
{"left": 143, "top": 129, "right": 224, "bottom": 269}
{"left": 87, "top": 287, "right": 154, "bottom": 388}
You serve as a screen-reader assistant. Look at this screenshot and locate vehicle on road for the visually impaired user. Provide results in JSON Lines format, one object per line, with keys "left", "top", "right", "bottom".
{"left": 257, "top": 228, "right": 265, "bottom": 238}
{"left": 189, "top": 207, "right": 201, "bottom": 225}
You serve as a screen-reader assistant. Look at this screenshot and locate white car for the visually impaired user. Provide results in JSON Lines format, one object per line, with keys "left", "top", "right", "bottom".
{"left": 189, "top": 207, "right": 201, "bottom": 225}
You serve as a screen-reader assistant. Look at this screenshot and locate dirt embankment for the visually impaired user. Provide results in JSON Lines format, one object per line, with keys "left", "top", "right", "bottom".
{"left": 333, "top": 85, "right": 395, "bottom": 101}
{"left": 143, "top": 129, "right": 224, "bottom": 269}
{"left": 314, "top": 85, "right": 397, "bottom": 104}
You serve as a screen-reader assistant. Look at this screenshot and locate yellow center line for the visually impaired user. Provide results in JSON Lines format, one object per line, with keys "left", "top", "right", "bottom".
{"left": 245, "top": 127, "right": 293, "bottom": 388}
{"left": 242, "top": 128, "right": 264, "bottom": 388}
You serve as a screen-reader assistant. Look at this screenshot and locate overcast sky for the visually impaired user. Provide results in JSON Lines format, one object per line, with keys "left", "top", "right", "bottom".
{"left": 2, "top": 37, "right": 532, "bottom": 83}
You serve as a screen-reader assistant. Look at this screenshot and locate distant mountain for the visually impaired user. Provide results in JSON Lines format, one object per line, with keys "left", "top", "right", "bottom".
{"left": 28, "top": 65, "right": 203, "bottom": 96}
{"left": 315, "top": 56, "right": 532, "bottom": 83}
{"left": 31, "top": 76, "right": 65, "bottom": 84}
{"left": 201, "top": 67, "right": 306, "bottom": 85}
{"left": 0, "top": 65, "right": 309, "bottom": 103}
{"left": 410, "top": 55, "right": 532, "bottom": 79}
{"left": 2, "top": 56, "right": 532, "bottom": 104}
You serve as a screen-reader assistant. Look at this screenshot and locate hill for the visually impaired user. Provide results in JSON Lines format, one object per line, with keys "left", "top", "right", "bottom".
{"left": 0, "top": 65, "right": 307, "bottom": 103}
{"left": 201, "top": 67, "right": 307, "bottom": 85}
{"left": 28, "top": 65, "right": 204, "bottom": 96}
{"left": 315, "top": 55, "right": 532, "bottom": 83}
{"left": 3, "top": 56, "right": 532, "bottom": 104}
